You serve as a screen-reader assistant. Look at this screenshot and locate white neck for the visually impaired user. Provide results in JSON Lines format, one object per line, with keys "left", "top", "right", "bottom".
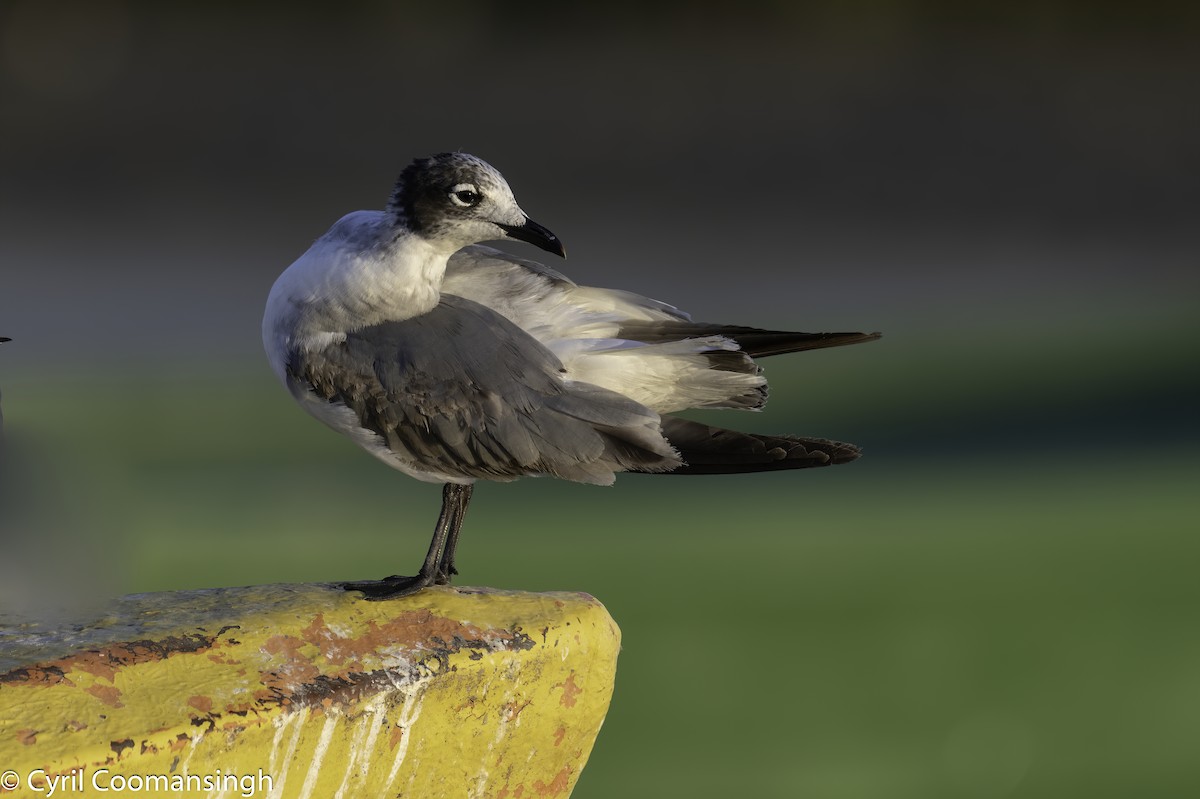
{"left": 263, "top": 212, "right": 453, "bottom": 377}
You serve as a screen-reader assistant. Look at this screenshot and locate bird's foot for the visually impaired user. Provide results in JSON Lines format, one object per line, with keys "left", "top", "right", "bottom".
{"left": 340, "top": 573, "right": 436, "bottom": 601}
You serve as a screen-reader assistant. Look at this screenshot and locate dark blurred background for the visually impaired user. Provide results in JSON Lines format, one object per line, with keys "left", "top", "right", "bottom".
{"left": 1, "top": 1, "right": 1198, "bottom": 796}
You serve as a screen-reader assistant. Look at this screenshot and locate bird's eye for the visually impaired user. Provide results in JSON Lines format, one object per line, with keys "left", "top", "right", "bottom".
{"left": 448, "top": 183, "right": 481, "bottom": 208}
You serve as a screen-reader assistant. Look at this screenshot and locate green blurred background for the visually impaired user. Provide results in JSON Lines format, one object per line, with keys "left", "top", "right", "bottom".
{"left": 1, "top": 1, "right": 1198, "bottom": 797}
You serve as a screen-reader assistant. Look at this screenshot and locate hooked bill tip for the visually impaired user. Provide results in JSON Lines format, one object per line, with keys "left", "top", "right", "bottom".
{"left": 498, "top": 217, "right": 566, "bottom": 258}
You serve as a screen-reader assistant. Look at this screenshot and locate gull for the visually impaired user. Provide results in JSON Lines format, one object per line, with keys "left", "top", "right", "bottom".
{"left": 263, "top": 153, "right": 879, "bottom": 599}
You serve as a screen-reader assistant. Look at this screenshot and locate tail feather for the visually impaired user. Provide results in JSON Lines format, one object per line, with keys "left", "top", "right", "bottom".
{"left": 616, "top": 323, "right": 881, "bottom": 358}
{"left": 651, "top": 416, "right": 861, "bottom": 475}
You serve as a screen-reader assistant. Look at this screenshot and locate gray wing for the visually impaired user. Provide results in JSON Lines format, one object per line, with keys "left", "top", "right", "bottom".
{"left": 444, "top": 245, "right": 693, "bottom": 332}
{"left": 448, "top": 244, "right": 577, "bottom": 288}
{"left": 287, "top": 295, "right": 681, "bottom": 485}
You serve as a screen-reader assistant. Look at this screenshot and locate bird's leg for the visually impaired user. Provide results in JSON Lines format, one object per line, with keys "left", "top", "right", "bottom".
{"left": 340, "top": 483, "right": 460, "bottom": 600}
{"left": 433, "top": 483, "right": 473, "bottom": 584}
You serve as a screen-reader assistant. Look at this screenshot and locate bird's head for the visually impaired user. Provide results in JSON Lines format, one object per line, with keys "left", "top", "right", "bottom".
{"left": 387, "top": 152, "right": 565, "bottom": 258}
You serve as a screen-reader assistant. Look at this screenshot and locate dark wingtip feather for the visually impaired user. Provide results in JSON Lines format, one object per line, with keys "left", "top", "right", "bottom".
{"left": 731, "top": 330, "right": 881, "bottom": 358}
{"left": 646, "top": 417, "right": 863, "bottom": 475}
{"left": 617, "top": 322, "right": 882, "bottom": 358}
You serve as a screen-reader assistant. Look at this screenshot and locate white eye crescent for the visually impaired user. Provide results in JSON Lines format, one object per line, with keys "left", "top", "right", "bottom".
{"left": 449, "top": 183, "right": 481, "bottom": 207}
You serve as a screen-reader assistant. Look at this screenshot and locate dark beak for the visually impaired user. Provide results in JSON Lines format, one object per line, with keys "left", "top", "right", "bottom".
{"left": 497, "top": 217, "right": 566, "bottom": 258}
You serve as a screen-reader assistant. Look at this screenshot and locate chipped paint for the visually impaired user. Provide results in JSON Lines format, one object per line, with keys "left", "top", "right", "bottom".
{"left": 1, "top": 584, "right": 617, "bottom": 798}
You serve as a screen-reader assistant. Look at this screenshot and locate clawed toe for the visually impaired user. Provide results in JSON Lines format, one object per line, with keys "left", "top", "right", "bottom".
{"left": 340, "top": 574, "right": 434, "bottom": 600}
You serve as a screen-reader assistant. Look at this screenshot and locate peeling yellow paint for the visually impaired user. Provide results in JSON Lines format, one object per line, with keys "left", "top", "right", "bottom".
{"left": 0, "top": 584, "right": 619, "bottom": 798}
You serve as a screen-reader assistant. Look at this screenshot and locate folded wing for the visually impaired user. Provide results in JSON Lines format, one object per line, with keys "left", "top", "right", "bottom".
{"left": 444, "top": 246, "right": 879, "bottom": 415}
{"left": 287, "top": 294, "right": 681, "bottom": 486}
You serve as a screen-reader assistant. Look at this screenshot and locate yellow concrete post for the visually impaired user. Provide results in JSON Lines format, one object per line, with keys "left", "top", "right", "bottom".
{"left": 0, "top": 584, "right": 620, "bottom": 798}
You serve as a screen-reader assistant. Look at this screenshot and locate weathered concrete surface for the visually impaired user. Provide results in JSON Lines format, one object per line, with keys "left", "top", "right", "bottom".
{"left": 0, "top": 584, "right": 619, "bottom": 798}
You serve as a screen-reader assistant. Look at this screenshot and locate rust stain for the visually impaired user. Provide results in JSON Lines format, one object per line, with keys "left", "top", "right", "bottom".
{"left": 67, "top": 720, "right": 88, "bottom": 732}
{"left": 260, "top": 634, "right": 321, "bottom": 690}
{"left": 250, "top": 608, "right": 534, "bottom": 709}
{"left": 552, "top": 725, "right": 566, "bottom": 747}
{"left": 0, "top": 632, "right": 221, "bottom": 690}
{"left": 388, "top": 724, "right": 405, "bottom": 751}
{"left": 300, "top": 609, "right": 530, "bottom": 666}
{"left": 16, "top": 728, "right": 37, "bottom": 746}
{"left": 558, "top": 674, "right": 580, "bottom": 708}
{"left": 71, "top": 652, "right": 118, "bottom": 682}
{"left": 0, "top": 665, "right": 71, "bottom": 687}
{"left": 300, "top": 613, "right": 334, "bottom": 652}
{"left": 533, "top": 765, "right": 573, "bottom": 796}
{"left": 262, "top": 634, "right": 306, "bottom": 657}
{"left": 169, "top": 733, "right": 191, "bottom": 752}
{"left": 187, "top": 695, "right": 213, "bottom": 714}
{"left": 86, "top": 684, "right": 124, "bottom": 708}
